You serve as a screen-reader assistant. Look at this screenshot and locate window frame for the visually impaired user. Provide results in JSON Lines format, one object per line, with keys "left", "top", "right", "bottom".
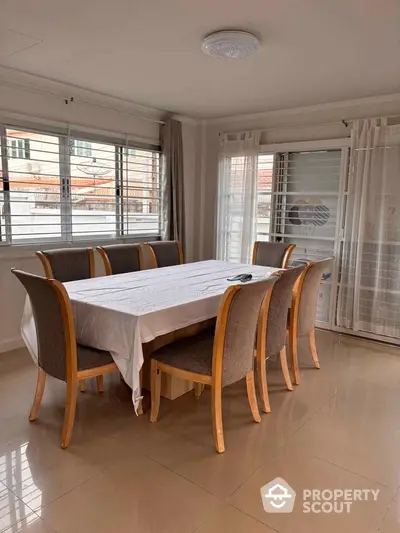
{"left": 0, "top": 123, "right": 162, "bottom": 246}
{"left": 258, "top": 138, "right": 350, "bottom": 332}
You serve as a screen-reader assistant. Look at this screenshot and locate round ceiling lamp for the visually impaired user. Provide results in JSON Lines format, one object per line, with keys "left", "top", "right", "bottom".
{"left": 201, "top": 30, "right": 260, "bottom": 60}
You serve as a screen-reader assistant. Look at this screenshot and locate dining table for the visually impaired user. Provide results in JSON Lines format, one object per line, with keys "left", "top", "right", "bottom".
{"left": 21, "top": 259, "right": 279, "bottom": 412}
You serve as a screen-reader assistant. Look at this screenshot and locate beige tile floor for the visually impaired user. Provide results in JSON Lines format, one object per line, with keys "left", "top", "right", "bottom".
{"left": 0, "top": 330, "right": 399, "bottom": 533}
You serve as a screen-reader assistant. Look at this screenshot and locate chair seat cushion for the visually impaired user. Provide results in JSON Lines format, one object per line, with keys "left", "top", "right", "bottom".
{"left": 77, "top": 344, "right": 114, "bottom": 371}
{"left": 151, "top": 329, "right": 214, "bottom": 376}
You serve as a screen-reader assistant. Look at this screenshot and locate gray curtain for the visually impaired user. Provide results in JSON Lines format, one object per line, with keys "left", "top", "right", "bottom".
{"left": 161, "top": 118, "right": 185, "bottom": 249}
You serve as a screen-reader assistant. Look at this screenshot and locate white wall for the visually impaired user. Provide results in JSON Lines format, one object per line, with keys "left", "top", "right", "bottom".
{"left": 0, "top": 68, "right": 201, "bottom": 352}
{"left": 0, "top": 66, "right": 162, "bottom": 144}
{"left": 198, "top": 94, "right": 400, "bottom": 260}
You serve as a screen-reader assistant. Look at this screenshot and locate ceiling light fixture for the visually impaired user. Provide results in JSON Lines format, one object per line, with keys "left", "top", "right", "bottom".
{"left": 201, "top": 30, "right": 260, "bottom": 60}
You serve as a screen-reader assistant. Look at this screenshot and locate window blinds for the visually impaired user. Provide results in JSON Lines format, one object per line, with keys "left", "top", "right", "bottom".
{"left": 272, "top": 149, "right": 342, "bottom": 326}
{"left": 0, "top": 126, "right": 161, "bottom": 244}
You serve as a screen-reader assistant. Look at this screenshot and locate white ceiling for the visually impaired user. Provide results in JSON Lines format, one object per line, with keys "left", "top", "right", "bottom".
{"left": 0, "top": 0, "right": 399, "bottom": 118}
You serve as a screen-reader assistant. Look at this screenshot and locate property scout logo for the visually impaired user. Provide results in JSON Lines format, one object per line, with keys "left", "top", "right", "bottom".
{"left": 260, "top": 478, "right": 380, "bottom": 514}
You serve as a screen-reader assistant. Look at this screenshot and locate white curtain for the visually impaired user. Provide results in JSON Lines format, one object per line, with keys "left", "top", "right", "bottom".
{"left": 337, "top": 119, "right": 400, "bottom": 339}
{"left": 216, "top": 131, "right": 260, "bottom": 263}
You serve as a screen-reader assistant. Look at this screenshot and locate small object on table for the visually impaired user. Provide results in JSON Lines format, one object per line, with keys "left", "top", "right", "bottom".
{"left": 227, "top": 273, "right": 253, "bottom": 282}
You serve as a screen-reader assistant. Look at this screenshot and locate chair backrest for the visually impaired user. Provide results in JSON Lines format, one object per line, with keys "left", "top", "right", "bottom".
{"left": 11, "top": 269, "right": 77, "bottom": 381}
{"left": 139, "top": 244, "right": 156, "bottom": 269}
{"left": 265, "top": 265, "right": 306, "bottom": 359}
{"left": 213, "top": 276, "right": 279, "bottom": 387}
{"left": 146, "top": 240, "right": 183, "bottom": 268}
{"left": 293, "top": 258, "right": 334, "bottom": 336}
{"left": 252, "top": 241, "right": 296, "bottom": 268}
{"left": 36, "top": 248, "right": 95, "bottom": 282}
{"left": 96, "top": 244, "right": 143, "bottom": 275}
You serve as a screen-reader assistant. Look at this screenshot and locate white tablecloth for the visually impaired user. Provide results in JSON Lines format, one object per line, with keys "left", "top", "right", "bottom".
{"left": 21, "top": 260, "right": 278, "bottom": 411}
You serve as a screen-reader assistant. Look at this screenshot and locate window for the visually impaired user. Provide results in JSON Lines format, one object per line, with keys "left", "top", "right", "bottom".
{"left": 5, "top": 130, "right": 62, "bottom": 241}
{"left": 7, "top": 136, "right": 30, "bottom": 159}
{"left": 256, "top": 154, "right": 274, "bottom": 242}
{"left": 69, "top": 140, "right": 117, "bottom": 239}
{"left": 217, "top": 146, "right": 342, "bottom": 329}
{"left": 217, "top": 153, "right": 274, "bottom": 262}
{"left": 271, "top": 148, "right": 342, "bottom": 326}
{"left": 0, "top": 126, "right": 161, "bottom": 244}
{"left": 70, "top": 140, "right": 92, "bottom": 157}
{"left": 122, "top": 147, "right": 160, "bottom": 236}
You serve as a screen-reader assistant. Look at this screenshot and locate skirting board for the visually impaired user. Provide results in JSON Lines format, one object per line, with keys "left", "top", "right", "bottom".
{"left": 0, "top": 336, "right": 25, "bottom": 354}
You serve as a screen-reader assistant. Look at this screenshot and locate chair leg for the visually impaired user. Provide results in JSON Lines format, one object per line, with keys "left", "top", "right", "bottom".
{"left": 211, "top": 384, "right": 225, "bottom": 453}
{"left": 149, "top": 360, "right": 161, "bottom": 422}
{"left": 29, "top": 368, "right": 46, "bottom": 421}
{"left": 61, "top": 380, "right": 78, "bottom": 449}
{"left": 257, "top": 355, "right": 271, "bottom": 414}
{"left": 96, "top": 375, "right": 104, "bottom": 393}
{"left": 194, "top": 382, "right": 204, "bottom": 399}
{"left": 289, "top": 325, "right": 300, "bottom": 385}
{"left": 280, "top": 346, "right": 293, "bottom": 391}
{"left": 79, "top": 380, "right": 86, "bottom": 393}
{"left": 246, "top": 371, "right": 261, "bottom": 423}
{"left": 309, "top": 329, "right": 320, "bottom": 369}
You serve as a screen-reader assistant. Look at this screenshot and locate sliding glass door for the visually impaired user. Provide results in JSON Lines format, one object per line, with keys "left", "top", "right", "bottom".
{"left": 218, "top": 131, "right": 399, "bottom": 343}
{"left": 267, "top": 148, "right": 344, "bottom": 329}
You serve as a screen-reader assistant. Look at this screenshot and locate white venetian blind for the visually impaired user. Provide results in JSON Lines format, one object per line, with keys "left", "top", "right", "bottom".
{"left": 272, "top": 149, "right": 342, "bottom": 326}
{"left": 68, "top": 138, "right": 117, "bottom": 239}
{"left": 4, "top": 128, "right": 63, "bottom": 242}
{"left": 0, "top": 126, "right": 161, "bottom": 244}
{"left": 122, "top": 147, "right": 161, "bottom": 237}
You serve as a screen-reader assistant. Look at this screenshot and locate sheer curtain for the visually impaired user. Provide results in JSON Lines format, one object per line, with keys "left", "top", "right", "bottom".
{"left": 337, "top": 119, "right": 400, "bottom": 339}
{"left": 216, "top": 131, "right": 260, "bottom": 263}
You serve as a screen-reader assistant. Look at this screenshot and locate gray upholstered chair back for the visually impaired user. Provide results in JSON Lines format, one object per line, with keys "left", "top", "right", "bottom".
{"left": 147, "top": 241, "right": 182, "bottom": 268}
{"left": 38, "top": 248, "right": 93, "bottom": 282}
{"left": 220, "top": 277, "right": 278, "bottom": 387}
{"left": 97, "top": 244, "right": 142, "bottom": 275}
{"left": 297, "top": 258, "right": 333, "bottom": 336}
{"left": 253, "top": 241, "right": 296, "bottom": 268}
{"left": 266, "top": 265, "right": 305, "bottom": 359}
{"left": 12, "top": 269, "right": 74, "bottom": 381}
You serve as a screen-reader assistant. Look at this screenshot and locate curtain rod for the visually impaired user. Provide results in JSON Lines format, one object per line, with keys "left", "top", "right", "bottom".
{"left": 0, "top": 79, "right": 166, "bottom": 126}
{"left": 220, "top": 113, "right": 400, "bottom": 136}
{"left": 0, "top": 107, "right": 161, "bottom": 146}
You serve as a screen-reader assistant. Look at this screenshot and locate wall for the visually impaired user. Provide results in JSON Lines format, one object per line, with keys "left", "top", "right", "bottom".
{"left": 0, "top": 67, "right": 200, "bottom": 352}
{"left": 199, "top": 94, "right": 400, "bottom": 260}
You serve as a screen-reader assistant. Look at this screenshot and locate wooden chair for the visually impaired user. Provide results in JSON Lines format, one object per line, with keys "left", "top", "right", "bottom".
{"left": 12, "top": 269, "right": 118, "bottom": 449}
{"left": 144, "top": 240, "right": 183, "bottom": 268}
{"left": 149, "top": 276, "right": 278, "bottom": 453}
{"left": 256, "top": 265, "right": 306, "bottom": 413}
{"left": 96, "top": 244, "right": 143, "bottom": 275}
{"left": 36, "top": 248, "right": 95, "bottom": 282}
{"left": 252, "top": 241, "right": 296, "bottom": 268}
{"left": 36, "top": 247, "right": 96, "bottom": 393}
{"left": 289, "top": 258, "right": 334, "bottom": 385}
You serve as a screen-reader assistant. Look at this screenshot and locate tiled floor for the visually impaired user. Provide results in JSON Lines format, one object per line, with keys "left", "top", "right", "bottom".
{"left": 0, "top": 330, "right": 399, "bottom": 533}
